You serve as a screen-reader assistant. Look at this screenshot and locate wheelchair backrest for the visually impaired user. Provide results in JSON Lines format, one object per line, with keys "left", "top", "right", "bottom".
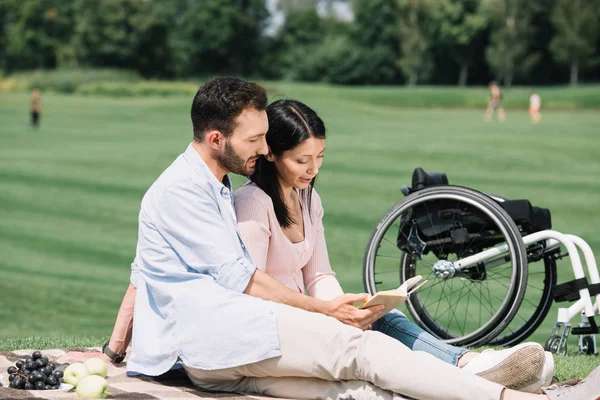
{"left": 411, "top": 167, "right": 449, "bottom": 191}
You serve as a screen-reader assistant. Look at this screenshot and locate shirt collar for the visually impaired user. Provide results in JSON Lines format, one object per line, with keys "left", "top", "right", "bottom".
{"left": 183, "top": 143, "right": 232, "bottom": 192}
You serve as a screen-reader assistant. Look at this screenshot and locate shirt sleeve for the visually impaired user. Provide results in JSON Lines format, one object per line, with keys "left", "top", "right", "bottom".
{"left": 302, "top": 192, "right": 344, "bottom": 301}
{"left": 236, "top": 194, "right": 271, "bottom": 271}
{"left": 156, "top": 179, "right": 256, "bottom": 293}
{"left": 130, "top": 257, "right": 141, "bottom": 288}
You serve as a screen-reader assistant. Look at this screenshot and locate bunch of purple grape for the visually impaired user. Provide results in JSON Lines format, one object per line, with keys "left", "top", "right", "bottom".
{"left": 7, "top": 351, "right": 64, "bottom": 390}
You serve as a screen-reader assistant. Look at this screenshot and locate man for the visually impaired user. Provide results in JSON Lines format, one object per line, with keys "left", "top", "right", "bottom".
{"left": 485, "top": 81, "right": 506, "bottom": 122}
{"left": 97, "top": 78, "right": 598, "bottom": 400}
{"left": 30, "top": 88, "right": 41, "bottom": 128}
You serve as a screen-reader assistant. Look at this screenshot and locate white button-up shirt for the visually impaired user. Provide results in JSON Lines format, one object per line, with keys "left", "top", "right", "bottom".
{"left": 127, "top": 144, "right": 281, "bottom": 376}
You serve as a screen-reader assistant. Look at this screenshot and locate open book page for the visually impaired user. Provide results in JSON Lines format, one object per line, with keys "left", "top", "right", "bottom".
{"left": 357, "top": 275, "right": 427, "bottom": 315}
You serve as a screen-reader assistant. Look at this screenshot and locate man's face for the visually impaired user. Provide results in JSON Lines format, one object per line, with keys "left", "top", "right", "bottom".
{"left": 217, "top": 108, "right": 268, "bottom": 176}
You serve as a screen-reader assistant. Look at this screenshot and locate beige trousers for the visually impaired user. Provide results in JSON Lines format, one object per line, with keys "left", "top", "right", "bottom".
{"left": 185, "top": 303, "right": 504, "bottom": 400}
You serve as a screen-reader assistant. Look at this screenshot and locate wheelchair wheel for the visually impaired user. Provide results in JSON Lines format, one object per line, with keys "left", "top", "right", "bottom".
{"left": 488, "top": 253, "right": 557, "bottom": 346}
{"left": 363, "top": 185, "right": 528, "bottom": 346}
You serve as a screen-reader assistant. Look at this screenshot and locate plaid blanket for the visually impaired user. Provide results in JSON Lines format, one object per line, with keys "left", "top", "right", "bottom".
{"left": 0, "top": 348, "right": 284, "bottom": 400}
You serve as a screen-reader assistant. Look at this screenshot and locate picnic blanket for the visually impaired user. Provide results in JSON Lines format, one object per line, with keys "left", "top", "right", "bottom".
{"left": 0, "top": 348, "right": 284, "bottom": 400}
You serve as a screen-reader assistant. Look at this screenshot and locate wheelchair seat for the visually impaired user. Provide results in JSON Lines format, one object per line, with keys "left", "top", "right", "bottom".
{"left": 409, "top": 167, "right": 552, "bottom": 235}
{"left": 498, "top": 199, "right": 552, "bottom": 234}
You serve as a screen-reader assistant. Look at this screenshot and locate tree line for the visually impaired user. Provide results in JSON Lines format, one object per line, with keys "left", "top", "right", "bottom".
{"left": 1, "top": 0, "right": 599, "bottom": 87}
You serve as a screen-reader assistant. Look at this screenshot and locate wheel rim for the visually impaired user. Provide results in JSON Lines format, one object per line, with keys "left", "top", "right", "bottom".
{"left": 364, "top": 189, "right": 525, "bottom": 346}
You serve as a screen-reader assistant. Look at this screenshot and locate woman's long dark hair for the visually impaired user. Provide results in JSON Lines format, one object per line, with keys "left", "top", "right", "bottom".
{"left": 250, "top": 99, "right": 326, "bottom": 228}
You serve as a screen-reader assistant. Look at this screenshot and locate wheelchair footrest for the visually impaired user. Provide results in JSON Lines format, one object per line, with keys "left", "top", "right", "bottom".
{"left": 589, "top": 283, "right": 600, "bottom": 297}
{"left": 552, "top": 277, "right": 589, "bottom": 303}
{"left": 572, "top": 317, "right": 599, "bottom": 335}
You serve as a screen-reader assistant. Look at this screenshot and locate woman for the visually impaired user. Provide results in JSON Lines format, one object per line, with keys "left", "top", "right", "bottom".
{"left": 234, "top": 99, "right": 553, "bottom": 393}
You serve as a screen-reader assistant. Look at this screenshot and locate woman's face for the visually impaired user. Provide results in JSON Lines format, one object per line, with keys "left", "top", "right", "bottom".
{"left": 271, "top": 137, "right": 325, "bottom": 190}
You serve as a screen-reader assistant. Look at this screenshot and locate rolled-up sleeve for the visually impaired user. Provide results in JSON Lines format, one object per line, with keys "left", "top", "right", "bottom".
{"left": 156, "top": 179, "right": 256, "bottom": 293}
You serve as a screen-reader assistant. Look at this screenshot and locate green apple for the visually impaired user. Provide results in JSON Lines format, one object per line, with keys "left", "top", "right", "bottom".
{"left": 63, "top": 362, "right": 91, "bottom": 387}
{"left": 76, "top": 375, "right": 110, "bottom": 399}
{"left": 84, "top": 357, "right": 108, "bottom": 378}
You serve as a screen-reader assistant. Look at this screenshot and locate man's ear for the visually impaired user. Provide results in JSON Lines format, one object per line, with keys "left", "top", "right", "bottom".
{"left": 265, "top": 148, "right": 275, "bottom": 162}
{"left": 205, "top": 130, "right": 224, "bottom": 150}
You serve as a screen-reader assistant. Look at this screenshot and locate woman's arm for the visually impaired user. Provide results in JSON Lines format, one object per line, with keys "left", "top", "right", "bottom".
{"left": 105, "top": 283, "right": 136, "bottom": 357}
{"left": 302, "top": 193, "right": 344, "bottom": 301}
{"left": 57, "top": 284, "right": 135, "bottom": 364}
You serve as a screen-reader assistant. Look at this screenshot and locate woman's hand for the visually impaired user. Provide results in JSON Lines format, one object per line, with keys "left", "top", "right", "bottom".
{"left": 56, "top": 351, "right": 114, "bottom": 364}
{"left": 325, "top": 293, "right": 384, "bottom": 330}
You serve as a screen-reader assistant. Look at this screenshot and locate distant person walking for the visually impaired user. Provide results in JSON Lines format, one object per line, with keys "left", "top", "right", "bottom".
{"left": 529, "top": 92, "right": 541, "bottom": 124}
{"left": 484, "top": 81, "right": 506, "bottom": 122}
{"left": 30, "top": 88, "right": 41, "bottom": 128}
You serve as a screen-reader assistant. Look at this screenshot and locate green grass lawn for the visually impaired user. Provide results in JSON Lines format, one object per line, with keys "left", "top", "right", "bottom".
{"left": 1, "top": 88, "right": 599, "bottom": 379}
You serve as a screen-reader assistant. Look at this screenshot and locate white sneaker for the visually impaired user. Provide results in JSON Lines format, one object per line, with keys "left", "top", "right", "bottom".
{"left": 519, "top": 351, "right": 555, "bottom": 393}
{"left": 544, "top": 364, "right": 600, "bottom": 400}
{"left": 462, "top": 342, "right": 547, "bottom": 391}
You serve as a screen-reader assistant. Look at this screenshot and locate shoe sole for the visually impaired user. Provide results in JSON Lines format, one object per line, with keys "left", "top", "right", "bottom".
{"left": 519, "top": 351, "right": 555, "bottom": 393}
{"left": 476, "top": 345, "right": 545, "bottom": 390}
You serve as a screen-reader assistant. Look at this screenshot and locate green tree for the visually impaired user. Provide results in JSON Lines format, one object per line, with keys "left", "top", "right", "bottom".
{"left": 396, "top": 0, "right": 434, "bottom": 86}
{"left": 126, "top": 1, "right": 174, "bottom": 78}
{"left": 277, "top": 0, "right": 319, "bottom": 12}
{"left": 230, "top": 0, "right": 270, "bottom": 75}
{"left": 350, "top": 0, "right": 402, "bottom": 84}
{"left": 169, "top": 0, "right": 268, "bottom": 76}
{"left": 549, "top": 0, "right": 600, "bottom": 85}
{"left": 262, "top": 5, "right": 330, "bottom": 79}
{"left": 430, "top": 0, "right": 487, "bottom": 86}
{"left": 0, "top": 0, "right": 17, "bottom": 71}
{"left": 71, "top": 0, "right": 140, "bottom": 69}
{"left": 278, "top": 0, "right": 349, "bottom": 15}
{"left": 2, "top": 0, "right": 73, "bottom": 71}
{"left": 483, "top": 0, "right": 541, "bottom": 88}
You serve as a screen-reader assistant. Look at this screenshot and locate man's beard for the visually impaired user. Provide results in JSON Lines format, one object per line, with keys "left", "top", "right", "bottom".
{"left": 217, "top": 140, "right": 255, "bottom": 177}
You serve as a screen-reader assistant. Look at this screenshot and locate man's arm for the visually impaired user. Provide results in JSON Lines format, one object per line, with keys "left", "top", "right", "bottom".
{"left": 245, "top": 269, "right": 383, "bottom": 330}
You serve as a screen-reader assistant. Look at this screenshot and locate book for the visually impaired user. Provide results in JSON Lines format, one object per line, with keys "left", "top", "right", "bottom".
{"left": 357, "top": 275, "right": 427, "bottom": 315}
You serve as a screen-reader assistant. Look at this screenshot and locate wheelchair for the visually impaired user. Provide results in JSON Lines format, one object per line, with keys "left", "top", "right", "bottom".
{"left": 363, "top": 167, "right": 600, "bottom": 355}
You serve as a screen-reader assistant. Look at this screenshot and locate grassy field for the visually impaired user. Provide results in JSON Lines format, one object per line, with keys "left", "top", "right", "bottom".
{"left": 1, "top": 87, "right": 599, "bottom": 379}
{"left": 3, "top": 69, "right": 600, "bottom": 108}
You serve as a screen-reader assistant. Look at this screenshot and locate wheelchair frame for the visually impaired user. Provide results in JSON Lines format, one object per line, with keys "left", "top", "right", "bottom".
{"left": 362, "top": 168, "right": 600, "bottom": 355}
{"left": 448, "top": 229, "right": 600, "bottom": 354}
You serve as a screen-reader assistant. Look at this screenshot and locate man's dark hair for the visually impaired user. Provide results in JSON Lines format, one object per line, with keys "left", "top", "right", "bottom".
{"left": 191, "top": 77, "right": 267, "bottom": 141}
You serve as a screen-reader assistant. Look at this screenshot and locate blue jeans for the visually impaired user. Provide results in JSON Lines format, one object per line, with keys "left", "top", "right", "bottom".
{"left": 372, "top": 309, "right": 469, "bottom": 366}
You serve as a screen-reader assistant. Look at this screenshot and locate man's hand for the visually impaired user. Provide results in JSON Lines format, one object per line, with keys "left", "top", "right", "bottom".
{"left": 324, "top": 293, "right": 384, "bottom": 330}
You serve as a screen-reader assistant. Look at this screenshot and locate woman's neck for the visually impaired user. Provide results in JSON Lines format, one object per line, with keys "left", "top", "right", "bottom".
{"left": 279, "top": 180, "right": 296, "bottom": 207}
